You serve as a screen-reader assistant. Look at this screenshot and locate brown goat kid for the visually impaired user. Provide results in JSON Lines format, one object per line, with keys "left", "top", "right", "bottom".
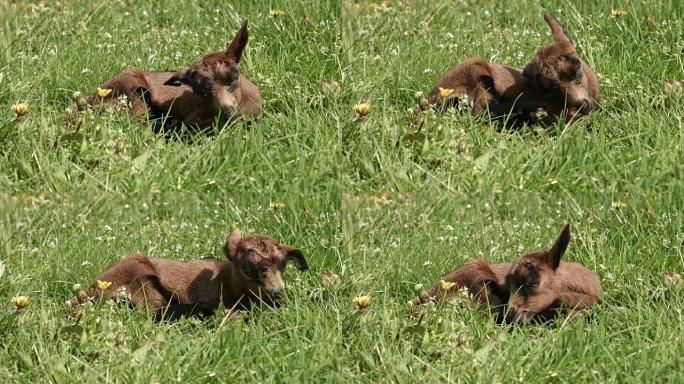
{"left": 429, "top": 57, "right": 553, "bottom": 126}
{"left": 505, "top": 224, "right": 602, "bottom": 324}
{"left": 411, "top": 224, "right": 602, "bottom": 325}
{"left": 80, "top": 20, "right": 261, "bottom": 133}
{"left": 411, "top": 259, "right": 512, "bottom": 321}
{"left": 87, "top": 228, "right": 307, "bottom": 321}
{"left": 522, "top": 12, "right": 601, "bottom": 122}
{"left": 428, "top": 12, "right": 599, "bottom": 126}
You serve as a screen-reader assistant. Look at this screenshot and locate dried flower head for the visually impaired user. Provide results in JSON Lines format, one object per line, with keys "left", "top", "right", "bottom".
{"left": 611, "top": 9, "right": 628, "bottom": 17}
{"left": 271, "top": 202, "right": 286, "bottom": 210}
{"left": 77, "top": 289, "right": 89, "bottom": 303}
{"left": 353, "top": 295, "right": 372, "bottom": 310}
{"left": 11, "top": 296, "right": 30, "bottom": 310}
{"left": 11, "top": 103, "right": 30, "bottom": 117}
{"left": 353, "top": 103, "right": 372, "bottom": 117}
{"left": 611, "top": 201, "right": 628, "bottom": 210}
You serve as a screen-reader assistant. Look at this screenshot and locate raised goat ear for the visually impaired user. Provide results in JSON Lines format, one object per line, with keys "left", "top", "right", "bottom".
{"left": 546, "top": 224, "right": 571, "bottom": 270}
{"left": 226, "top": 19, "right": 249, "bottom": 64}
{"left": 223, "top": 228, "right": 242, "bottom": 260}
{"left": 281, "top": 245, "right": 308, "bottom": 271}
{"left": 163, "top": 68, "right": 189, "bottom": 86}
{"left": 543, "top": 12, "right": 573, "bottom": 44}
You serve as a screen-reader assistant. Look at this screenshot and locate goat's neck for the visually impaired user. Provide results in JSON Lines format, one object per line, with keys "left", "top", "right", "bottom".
{"left": 219, "top": 262, "right": 250, "bottom": 309}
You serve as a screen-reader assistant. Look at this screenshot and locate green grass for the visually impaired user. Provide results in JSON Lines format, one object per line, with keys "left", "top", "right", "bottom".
{"left": 1, "top": 0, "right": 683, "bottom": 382}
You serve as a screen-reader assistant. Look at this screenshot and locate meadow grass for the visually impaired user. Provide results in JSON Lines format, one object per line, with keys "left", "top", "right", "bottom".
{"left": 1, "top": 0, "right": 683, "bottom": 382}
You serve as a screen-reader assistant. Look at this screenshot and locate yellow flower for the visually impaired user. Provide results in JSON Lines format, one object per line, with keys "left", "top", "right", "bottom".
{"left": 611, "top": 8, "right": 628, "bottom": 17}
{"left": 353, "top": 103, "right": 372, "bottom": 117}
{"left": 270, "top": 9, "right": 286, "bottom": 17}
{"left": 10, "top": 103, "right": 30, "bottom": 116}
{"left": 353, "top": 295, "right": 372, "bottom": 310}
{"left": 438, "top": 87, "right": 455, "bottom": 99}
{"left": 97, "top": 280, "right": 113, "bottom": 290}
{"left": 440, "top": 280, "right": 456, "bottom": 291}
{"left": 11, "top": 296, "right": 30, "bottom": 310}
{"left": 271, "top": 202, "right": 286, "bottom": 210}
{"left": 611, "top": 201, "right": 628, "bottom": 210}
{"left": 96, "top": 87, "right": 113, "bottom": 98}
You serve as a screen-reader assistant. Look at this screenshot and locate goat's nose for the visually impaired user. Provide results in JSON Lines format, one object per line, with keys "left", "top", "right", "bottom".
{"left": 580, "top": 98, "right": 593, "bottom": 112}
{"left": 270, "top": 291, "right": 284, "bottom": 306}
{"left": 222, "top": 106, "right": 239, "bottom": 120}
{"left": 507, "top": 309, "right": 530, "bottom": 324}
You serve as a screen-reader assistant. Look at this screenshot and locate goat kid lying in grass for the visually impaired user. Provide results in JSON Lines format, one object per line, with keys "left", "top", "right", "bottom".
{"left": 75, "top": 228, "right": 307, "bottom": 321}
{"left": 428, "top": 12, "right": 599, "bottom": 126}
{"left": 521, "top": 12, "right": 600, "bottom": 123}
{"left": 74, "top": 20, "right": 261, "bottom": 134}
{"left": 411, "top": 224, "right": 602, "bottom": 324}
{"left": 428, "top": 56, "right": 554, "bottom": 126}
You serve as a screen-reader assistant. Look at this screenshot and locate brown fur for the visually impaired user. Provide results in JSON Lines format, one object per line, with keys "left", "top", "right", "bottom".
{"left": 88, "top": 228, "right": 307, "bottom": 321}
{"left": 505, "top": 224, "right": 603, "bottom": 324}
{"left": 429, "top": 12, "right": 600, "bottom": 125}
{"left": 429, "top": 57, "right": 567, "bottom": 126}
{"left": 411, "top": 259, "right": 512, "bottom": 320}
{"left": 80, "top": 20, "right": 261, "bottom": 132}
{"left": 522, "top": 12, "right": 601, "bottom": 122}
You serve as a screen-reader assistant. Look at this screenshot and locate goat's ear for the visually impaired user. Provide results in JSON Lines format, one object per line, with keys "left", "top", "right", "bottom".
{"left": 565, "top": 54, "right": 582, "bottom": 77}
{"left": 226, "top": 19, "right": 249, "bottom": 64}
{"left": 282, "top": 246, "right": 308, "bottom": 271}
{"left": 163, "top": 68, "right": 189, "bottom": 86}
{"left": 223, "top": 228, "right": 242, "bottom": 260}
{"left": 479, "top": 75, "right": 496, "bottom": 92}
{"left": 484, "top": 279, "right": 510, "bottom": 302}
{"left": 546, "top": 224, "right": 570, "bottom": 270}
{"left": 543, "top": 12, "right": 572, "bottom": 44}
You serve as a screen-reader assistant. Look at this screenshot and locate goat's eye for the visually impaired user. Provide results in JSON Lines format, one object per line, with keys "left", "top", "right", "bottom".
{"left": 242, "top": 264, "right": 258, "bottom": 278}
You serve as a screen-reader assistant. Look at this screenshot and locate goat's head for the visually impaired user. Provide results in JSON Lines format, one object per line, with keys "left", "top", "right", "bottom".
{"left": 522, "top": 13, "right": 594, "bottom": 117}
{"left": 223, "top": 228, "right": 308, "bottom": 306}
{"left": 164, "top": 20, "right": 250, "bottom": 122}
{"left": 505, "top": 224, "right": 571, "bottom": 324}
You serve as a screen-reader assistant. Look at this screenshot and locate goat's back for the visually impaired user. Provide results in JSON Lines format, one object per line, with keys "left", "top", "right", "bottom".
{"left": 555, "top": 261, "right": 603, "bottom": 307}
{"left": 148, "top": 257, "right": 228, "bottom": 306}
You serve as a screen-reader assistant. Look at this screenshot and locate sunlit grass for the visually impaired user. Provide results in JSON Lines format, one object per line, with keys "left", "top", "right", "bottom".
{"left": 1, "top": 0, "right": 683, "bottom": 382}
